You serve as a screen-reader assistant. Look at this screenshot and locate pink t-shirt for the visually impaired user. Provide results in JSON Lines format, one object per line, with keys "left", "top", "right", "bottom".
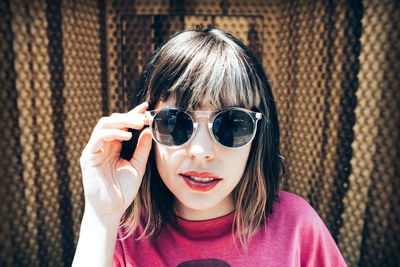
{"left": 113, "top": 191, "right": 347, "bottom": 266}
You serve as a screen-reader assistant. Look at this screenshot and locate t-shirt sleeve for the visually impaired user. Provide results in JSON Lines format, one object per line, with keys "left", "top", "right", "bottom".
{"left": 113, "top": 234, "right": 127, "bottom": 267}
{"left": 301, "top": 216, "right": 347, "bottom": 266}
{"left": 293, "top": 196, "right": 347, "bottom": 266}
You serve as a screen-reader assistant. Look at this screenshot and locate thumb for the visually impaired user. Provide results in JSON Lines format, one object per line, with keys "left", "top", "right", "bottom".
{"left": 130, "top": 128, "right": 153, "bottom": 177}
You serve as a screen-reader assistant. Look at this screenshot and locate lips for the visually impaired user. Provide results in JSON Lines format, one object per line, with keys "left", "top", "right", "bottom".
{"left": 180, "top": 171, "right": 222, "bottom": 192}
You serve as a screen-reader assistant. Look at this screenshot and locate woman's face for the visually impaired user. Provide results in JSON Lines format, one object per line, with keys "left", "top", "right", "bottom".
{"left": 153, "top": 97, "right": 252, "bottom": 220}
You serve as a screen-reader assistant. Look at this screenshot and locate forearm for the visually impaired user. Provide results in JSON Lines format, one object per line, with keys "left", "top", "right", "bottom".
{"left": 72, "top": 213, "right": 120, "bottom": 267}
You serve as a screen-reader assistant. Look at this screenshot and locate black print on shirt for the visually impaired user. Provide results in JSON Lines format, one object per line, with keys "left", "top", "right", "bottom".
{"left": 177, "top": 258, "right": 231, "bottom": 267}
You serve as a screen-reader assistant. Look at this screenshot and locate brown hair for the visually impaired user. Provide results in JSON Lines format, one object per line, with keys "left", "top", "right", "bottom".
{"left": 120, "top": 28, "right": 283, "bottom": 250}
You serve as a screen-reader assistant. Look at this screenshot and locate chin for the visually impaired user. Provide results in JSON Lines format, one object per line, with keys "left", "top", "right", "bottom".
{"left": 180, "top": 197, "right": 220, "bottom": 211}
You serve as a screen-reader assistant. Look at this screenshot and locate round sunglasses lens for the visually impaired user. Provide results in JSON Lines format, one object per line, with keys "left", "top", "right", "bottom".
{"left": 212, "top": 110, "right": 255, "bottom": 148}
{"left": 152, "top": 109, "right": 193, "bottom": 146}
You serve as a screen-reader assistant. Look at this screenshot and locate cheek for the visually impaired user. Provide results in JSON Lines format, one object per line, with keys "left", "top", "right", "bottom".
{"left": 154, "top": 144, "right": 169, "bottom": 177}
{"left": 154, "top": 144, "right": 183, "bottom": 178}
{"left": 224, "top": 145, "right": 250, "bottom": 183}
{"left": 229, "top": 145, "right": 252, "bottom": 178}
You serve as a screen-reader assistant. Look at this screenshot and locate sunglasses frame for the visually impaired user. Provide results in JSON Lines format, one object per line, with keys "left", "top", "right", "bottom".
{"left": 145, "top": 106, "right": 262, "bottom": 149}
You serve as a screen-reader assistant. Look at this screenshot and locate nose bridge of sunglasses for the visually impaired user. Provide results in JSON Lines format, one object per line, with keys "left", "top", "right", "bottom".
{"left": 190, "top": 110, "right": 216, "bottom": 125}
{"left": 192, "top": 110, "right": 213, "bottom": 118}
{"left": 189, "top": 111, "right": 215, "bottom": 139}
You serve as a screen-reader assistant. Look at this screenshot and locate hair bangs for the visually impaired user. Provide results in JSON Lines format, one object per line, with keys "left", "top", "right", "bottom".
{"left": 151, "top": 31, "right": 261, "bottom": 110}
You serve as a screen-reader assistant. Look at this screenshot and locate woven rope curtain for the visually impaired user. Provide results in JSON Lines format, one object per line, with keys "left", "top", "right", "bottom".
{"left": 0, "top": 0, "right": 399, "bottom": 266}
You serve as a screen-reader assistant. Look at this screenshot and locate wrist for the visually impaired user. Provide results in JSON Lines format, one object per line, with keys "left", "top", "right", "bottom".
{"left": 73, "top": 211, "right": 120, "bottom": 267}
{"left": 83, "top": 203, "right": 123, "bottom": 223}
{"left": 82, "top": 211, "right": 121, "bottom": 227}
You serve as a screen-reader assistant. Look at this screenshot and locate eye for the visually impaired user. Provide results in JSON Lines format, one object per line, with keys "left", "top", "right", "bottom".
{"left": 213, "top": 117, "right": 222, "bottom": 133}
{"left": 167, "top": 117, "right": 176, "bottom": 133}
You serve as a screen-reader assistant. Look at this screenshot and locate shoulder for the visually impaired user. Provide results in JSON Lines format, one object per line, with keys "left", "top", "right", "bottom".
{"left": 276, "top": 190, "right": 310, "bottom": 206}
{"left": 268, "top": 191, "right": 326, "bottom": 231}
{"left": 274, "top": 191, "right": 319, "bottom": 218}
{"left": 116, "top": 212, "right": 148, "bottom": 241}
{"left": 114, "top": 214, "right": 153, "bottom": 265}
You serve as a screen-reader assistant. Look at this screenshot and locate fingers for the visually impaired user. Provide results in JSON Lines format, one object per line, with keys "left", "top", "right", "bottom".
{"left": 87, "top": 129, "right": 132, "bottom": 154}
{"left": 97, "top": 113, "right": 148, "bottom": 130}
{"left": 83, "top": 102, "right": 150, "bottom": 155}
{"left": 129, "top": 101, "right": 149, "bottom": 113}
{"left": 96, "top": 102, "right": 150, "bottom": 130}
{"left": 129, "top": 128, "right": 153, "bottom": 176}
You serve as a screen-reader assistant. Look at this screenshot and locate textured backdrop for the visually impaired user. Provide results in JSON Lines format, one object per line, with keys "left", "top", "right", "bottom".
{"left": 0, "top": 0, "right": 399, "bottom": 266}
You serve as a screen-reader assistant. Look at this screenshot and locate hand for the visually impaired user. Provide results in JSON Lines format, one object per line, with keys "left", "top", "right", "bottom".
{"left": 79, "top": 102, "right": 152, "bottom": 219}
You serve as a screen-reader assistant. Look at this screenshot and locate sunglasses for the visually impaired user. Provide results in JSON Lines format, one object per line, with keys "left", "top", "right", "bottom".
{"left": 145, "top": 107, "right": 262, "bottom": 149}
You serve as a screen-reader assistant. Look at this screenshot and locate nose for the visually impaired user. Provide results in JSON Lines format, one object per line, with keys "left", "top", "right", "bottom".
{"left": 187, "top": 123, "right": 215, "bottom": 160}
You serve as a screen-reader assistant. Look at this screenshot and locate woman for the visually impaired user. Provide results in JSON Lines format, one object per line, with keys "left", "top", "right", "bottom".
{"left": 73, "top": 28, "right": 346, "bottom": 266}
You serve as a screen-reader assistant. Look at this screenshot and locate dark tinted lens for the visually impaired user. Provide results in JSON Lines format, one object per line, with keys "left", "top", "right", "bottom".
{"left": 152, "top": 109, "right": 193, "bottom": 146}
{"left": 212, "top": 109, "right": 255, "bottom": 147}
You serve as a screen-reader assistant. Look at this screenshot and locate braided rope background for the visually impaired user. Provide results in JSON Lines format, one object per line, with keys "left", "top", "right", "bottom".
{"left": 0, "top": 0, "right": 399, "bottom": 266}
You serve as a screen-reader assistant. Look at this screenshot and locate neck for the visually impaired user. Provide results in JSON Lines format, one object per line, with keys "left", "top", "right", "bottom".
{"left": 174, "top": 194, "right": 235, "bottom": 221}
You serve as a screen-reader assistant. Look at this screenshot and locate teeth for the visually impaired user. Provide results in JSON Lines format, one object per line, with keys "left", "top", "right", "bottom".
{"left": 189, "top": 176, "right": 215, "bottom": 182}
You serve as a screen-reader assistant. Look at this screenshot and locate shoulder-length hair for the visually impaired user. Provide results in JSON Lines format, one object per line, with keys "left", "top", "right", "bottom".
{"left": 120, "top": 28, "right": 283, "bottom": 249}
